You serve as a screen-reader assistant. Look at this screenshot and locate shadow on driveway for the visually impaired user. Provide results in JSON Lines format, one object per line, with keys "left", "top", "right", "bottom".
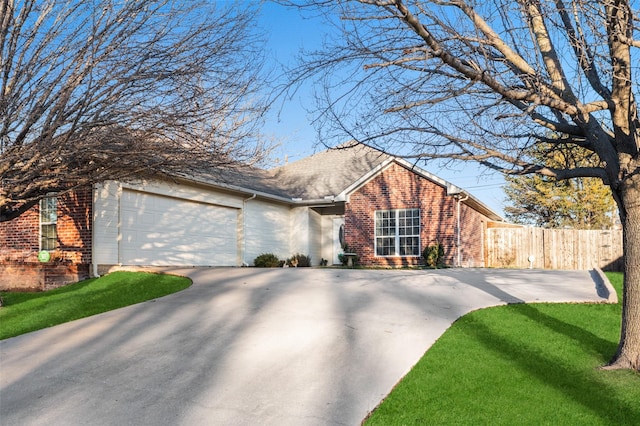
{"left": 0, "top": 268, "right": 609, "bottom": 425}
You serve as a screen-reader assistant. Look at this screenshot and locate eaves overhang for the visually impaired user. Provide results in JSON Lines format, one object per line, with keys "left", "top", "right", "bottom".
{"left": 173, "top": 174, "right": 336, "bottom": 207}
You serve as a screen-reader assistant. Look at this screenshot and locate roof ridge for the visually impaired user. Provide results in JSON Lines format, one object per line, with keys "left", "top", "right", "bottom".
{"left": 264, "top": 141, "right": 390, "bottom": 199}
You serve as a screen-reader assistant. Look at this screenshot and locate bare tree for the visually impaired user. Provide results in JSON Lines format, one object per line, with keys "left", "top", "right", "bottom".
{"left": 0, "top": 0, "right": 271, "bottom": 222}
{"left": 284, "top": 0, "right": 640, "bottom": 370}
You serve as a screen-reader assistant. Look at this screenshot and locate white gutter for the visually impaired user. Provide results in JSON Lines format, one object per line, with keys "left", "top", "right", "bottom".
{"left": 175, "top": 175, "right": 337, "bottom": 207}
{"left": 91, "top": 183, "right": 100, "bottom": 278}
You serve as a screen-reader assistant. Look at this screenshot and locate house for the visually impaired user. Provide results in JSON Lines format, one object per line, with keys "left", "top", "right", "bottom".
{"left": 0, "top": 143, "right": 503, "bottom": 290}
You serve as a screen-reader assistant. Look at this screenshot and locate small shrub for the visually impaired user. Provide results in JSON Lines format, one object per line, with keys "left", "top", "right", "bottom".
{"left": 253, "top": 253, "right": 281, "bottom": 267}
{"left": 423, "top": 242, "right": 445, "bottom": 268}
{"left": 287, "top": 253, "right": 311, "bottom": 267}
{"left": 320, "top": 258, "right": 328, "bottom": 266}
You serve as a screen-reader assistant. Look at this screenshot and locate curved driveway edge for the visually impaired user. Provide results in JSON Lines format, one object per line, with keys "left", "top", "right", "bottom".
{"left": 0, "top": 268, "right": 610, "bottom": 425}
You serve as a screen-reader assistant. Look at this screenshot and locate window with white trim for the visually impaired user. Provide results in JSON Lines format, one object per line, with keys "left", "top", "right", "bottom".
{"left": 375, "top": 209, "right": 420, "bottom": 256}
{"left": 40, "top": 197, "right": 58, "bottom": 251}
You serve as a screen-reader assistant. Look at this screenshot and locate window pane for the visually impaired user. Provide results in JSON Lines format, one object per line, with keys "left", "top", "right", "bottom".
{"left": 41, "top": 224, "right": 57, "bottom": 250}
{"left": 375, "top": 209, "right": 420, "bottom": 257}
{"left": 376, "top": 237, "right": 394, "bottom": 256}
{"left": 375, "top": 210, "right": 397, "bottom": 238}
{"left": 399, "top": 237, "right": 420, "bottom": 256}
{"left": 40, "top": 197, "right": 57, "bottom": 224}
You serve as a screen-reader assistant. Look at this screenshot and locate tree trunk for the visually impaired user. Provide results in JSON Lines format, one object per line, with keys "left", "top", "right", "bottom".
{"left": 608, "top": 178, "right": 640, "bottom": 371}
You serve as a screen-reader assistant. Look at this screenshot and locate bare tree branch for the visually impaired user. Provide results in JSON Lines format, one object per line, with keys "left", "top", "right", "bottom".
{"left": 282, "top": 0, "right": 640, "bottom": 370}
{"left": 0, "top": 0, "right": 272, "bottom": 221}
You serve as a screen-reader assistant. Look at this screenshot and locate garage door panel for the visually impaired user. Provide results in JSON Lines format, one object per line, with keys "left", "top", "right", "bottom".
{"left": 120, "top": 191, "right": 238, "bottom": 266}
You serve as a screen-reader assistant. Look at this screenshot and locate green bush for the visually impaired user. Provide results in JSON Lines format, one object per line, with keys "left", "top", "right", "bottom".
{"left": 287, "top": 253, "right": 311, "bottom": 267}
{"left": 423, "top": 242, "right": 444, "bottom": 268}
{"left": 253, "top": 253, "right": 281, "bottom": 267}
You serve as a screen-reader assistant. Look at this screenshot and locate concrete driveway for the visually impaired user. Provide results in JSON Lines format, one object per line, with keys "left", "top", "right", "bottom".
{"left": 0, "top": 268, "right": 613, "bottom": 425}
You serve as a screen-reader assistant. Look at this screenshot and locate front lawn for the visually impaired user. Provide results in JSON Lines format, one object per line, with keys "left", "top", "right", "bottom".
{"left": 0, "top": 271, "right": 191, "bottom": 340}
{"left": 365, "top": 272, "right": 640, "bottom": 425}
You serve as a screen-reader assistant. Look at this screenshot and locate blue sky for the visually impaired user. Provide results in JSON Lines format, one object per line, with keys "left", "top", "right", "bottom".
{"left": 257, "top": 2, "right": 507, "bottom": 216}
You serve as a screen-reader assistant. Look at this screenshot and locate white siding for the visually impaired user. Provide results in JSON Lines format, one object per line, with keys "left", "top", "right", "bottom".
{"left": 93, "top": 181, "right": 121, "bottom": 265}
{"left": 244, "top": 199, "right": 291, "bottom": 264}
{"left": 308, "top": 209, "right": 323, "bottom": 266}
{"left": 243, "top": 203, "right": 324, "bottom": 266}
{"left": 321, "top": 215, "right": 342, "bottom": 264}
{"left": 92, "top": 179, "right": 327, "bottom": 267}
{"left": 119, "top": 190, "right": 238, "bottom": 266}
{"left": 121, "top": 180, "right": 244, "bottom": 209}
{"left": 290, "top": 207, "right": 309, "bottom": 257}
{"left": 93, "top": 180, "right": 245, "bottom": 266}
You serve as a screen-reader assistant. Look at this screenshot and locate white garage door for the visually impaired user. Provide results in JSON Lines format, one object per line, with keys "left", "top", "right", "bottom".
{"left": 120, "top": 190, "right": 238, "bottom": 266}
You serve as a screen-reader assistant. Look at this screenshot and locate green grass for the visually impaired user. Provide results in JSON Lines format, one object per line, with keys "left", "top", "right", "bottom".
{"left": 365, "top": 272, "right": 640, "bottom": 425}
{"left": 0, "top": 271, "right": 191, "bottom": 340}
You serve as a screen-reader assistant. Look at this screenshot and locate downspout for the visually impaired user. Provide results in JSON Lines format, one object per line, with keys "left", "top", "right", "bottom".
{"left": 91, "top": 184, "right": 100, "bottom": 278}
{"left": 456, "top": 194, "right": 469, "bottom": 267}
{"left": 242, "top": 194, "right": 257, "bottom": 266}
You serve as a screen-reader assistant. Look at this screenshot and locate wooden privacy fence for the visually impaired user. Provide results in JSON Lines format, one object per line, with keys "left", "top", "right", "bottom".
{"left": 485, "top": 226, "right": 623, "bottom": 271}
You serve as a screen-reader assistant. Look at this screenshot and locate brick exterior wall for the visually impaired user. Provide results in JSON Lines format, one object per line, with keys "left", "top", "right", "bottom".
{"left": 0, "top": 188, "right": 92, "bottom": 290}
{"left": 0, "top": 263, "right": 91, "bottom": 292}
{"left": 459, "top": 203, "right": 487, "bottom": 267}
{"left": 345, "top": 163, "right": 490, "bottom": 267}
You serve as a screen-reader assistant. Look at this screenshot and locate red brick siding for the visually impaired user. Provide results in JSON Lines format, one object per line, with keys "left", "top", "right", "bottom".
{"left": 345, "top": 163, "right": 489, "bottom": 267}
{"left": 0, "top": 263, "right": 91, "bottom": 291}
{"left": 55, "top": 189, "right": 93, "bottom": 263}
{"left": 0, "top": 188, "right": 92, "bottom": 290}
{"left": 0, "top": 204, "right": 39, "bottom": 261}
{"left": 458, "top": 203, "right": 487, "bottom": 267}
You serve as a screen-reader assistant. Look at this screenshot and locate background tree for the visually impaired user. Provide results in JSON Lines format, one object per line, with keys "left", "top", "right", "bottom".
{"left": 0, "top": 0, "right": 271, "bottom": 222}
{"left": 284, "top": 0, "right": 640, "bottom": 370}
{"left": 504, "top": 143, "right": 617, "bottom": 228}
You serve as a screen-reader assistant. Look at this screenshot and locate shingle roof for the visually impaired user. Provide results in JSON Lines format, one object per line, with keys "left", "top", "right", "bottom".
{"left": 179, "top": 143, "right": 390, "bottom": 200}
{"left": 191, "top": 167, "right": 292, "bottom": 199}
{"left": 267, "top": 142, "right": 391, "bottom": 199}
{"left": 181, "top": 142, "right": 502, "bottom": 221}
